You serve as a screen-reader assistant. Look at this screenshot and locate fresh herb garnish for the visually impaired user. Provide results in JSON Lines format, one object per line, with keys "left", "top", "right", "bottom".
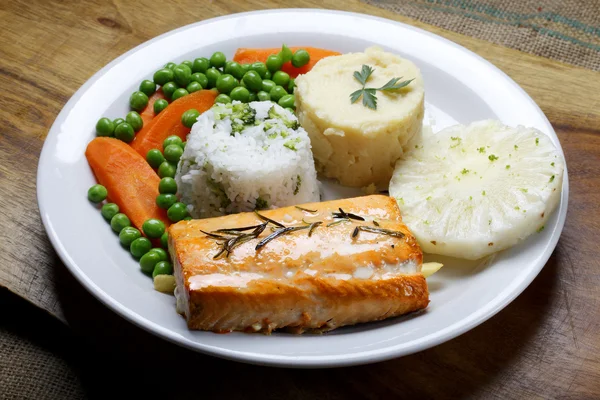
{"left": 488, "top": 154, "right": 499, "bottom": 161}
{"left": 200, "top": 230, "right": 232, "bottom": 240}
{"left": 254, "top": 210, "right": 285, "bottom": 228}
{"left": 349, "top": 64, "right": 414, "bottom": 110}
{"left": 332, "top": 208, "right": 365, "bottom": 221}
{"left": 308, "top": 221, "right": 322, "bottom": 237}
{"left": 327, "top": 218, "right": 349, "bottom": 227}
{"left": 295, "top": 205, "right": 318, "bottom": 213}
{"left": 351, "top": 225, "right": 406, "bottom": 239}
{"left": 215, "top": 224, "right": 265, "bottom": 233}
{"left": 255, "top": 197, "right": 268, "bottom": 210}
{"left": 255, "top": 225, "right": 311, "bottom": 250}
{"left": 204, "top": 207, "right": 402, "bottom": 257}
{"left": 208, "top": 222, "right": 268, "bottom": 259}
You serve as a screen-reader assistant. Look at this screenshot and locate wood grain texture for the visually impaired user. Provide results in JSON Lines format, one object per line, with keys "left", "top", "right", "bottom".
{"left": 0, "top": 0, "right": 599, "bottom": 398}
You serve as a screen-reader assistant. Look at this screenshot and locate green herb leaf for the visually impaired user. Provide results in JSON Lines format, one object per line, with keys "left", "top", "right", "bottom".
{"left": 377, "top": 77, "right": 414, "bottom": 91}
{"left": 349, "top": 89, "right": 364, "bottom": 104}
{"left": 350, "top": 64, "right": 413, "bottom": 110}
{"left": 353, "top": 65, "right": 374, "bottom": 86}
{"left": 362, "top": 88, "right": 377, "bottom": 110}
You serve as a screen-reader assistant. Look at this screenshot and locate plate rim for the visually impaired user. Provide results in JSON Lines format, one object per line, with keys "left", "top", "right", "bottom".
{"left": 36, "top": 8, "right": 569, "bottom": 368}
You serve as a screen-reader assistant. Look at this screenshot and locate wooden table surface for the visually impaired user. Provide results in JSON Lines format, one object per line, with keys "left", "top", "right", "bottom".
{"left": 2, "top": 0, "right": 600, "bottom": 398}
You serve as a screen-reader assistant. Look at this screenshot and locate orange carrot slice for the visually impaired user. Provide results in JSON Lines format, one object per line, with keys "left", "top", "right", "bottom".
{"left": 131, "top": 89, "right": 218, "bottom": 159}
{"left": 233, "top": 47, "right": 340, "bottom": 78}
{"left": 139, "top": 89, "right": 166, "bottom": 127}
{"left": 86, "top": 137, "right": 170, "bottom": 233}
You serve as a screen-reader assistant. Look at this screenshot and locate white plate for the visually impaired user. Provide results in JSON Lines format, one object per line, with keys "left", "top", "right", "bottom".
{"left": 37, "top": 9, "right": 568, "bottom": 368}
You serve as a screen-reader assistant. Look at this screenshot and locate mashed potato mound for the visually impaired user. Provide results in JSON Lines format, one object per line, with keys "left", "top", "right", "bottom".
{"left": 295, "top": 46, "right": 424, "bottom": 188}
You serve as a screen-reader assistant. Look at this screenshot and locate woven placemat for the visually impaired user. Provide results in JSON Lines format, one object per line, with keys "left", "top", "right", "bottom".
{"left": 363, "top": 0, "right": 600, "bottom": 71}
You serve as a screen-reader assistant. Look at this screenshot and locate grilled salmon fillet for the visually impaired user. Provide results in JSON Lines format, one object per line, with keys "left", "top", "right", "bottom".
{"left": 168, "top": 195, "right": 429, "bottom": 334}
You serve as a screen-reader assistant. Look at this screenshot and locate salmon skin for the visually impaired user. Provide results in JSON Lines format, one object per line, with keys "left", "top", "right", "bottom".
{"left": 168, "top": 195, "right": 429, "bottom": 334}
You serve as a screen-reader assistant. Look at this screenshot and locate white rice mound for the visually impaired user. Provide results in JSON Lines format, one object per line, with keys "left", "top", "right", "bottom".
{"left": 175, "top": 101, "right": 320, "bottom": 218}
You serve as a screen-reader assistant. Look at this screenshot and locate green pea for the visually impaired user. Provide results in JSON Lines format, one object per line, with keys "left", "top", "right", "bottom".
{"left": 183, "top": 216, "right": 192, "bottom": 221}
{"left": 181, "top": 60, "right": 193, "bottom": 69}
{"left": 249, "top": 92, "right": 257, "bottom": 102}
{"left": 264, "top": 70, "right": 272, "bottom": 80}
{"left": 119, "top": 227, "right": 141, "bottom": 247}
{"left": 160, "top": 231, "right": 169, "bottom": 249}
{"left": 249, "top": 62, "right": 268, "bottom": 78}
{"left": 153, "top": 98, "right": 168, "bottom": 114}
{"left": 242, "top": 71, "right": 262, "bottom": 92}
{"left": 163, "top": 135, "right": 183, "bottom": 149}
{"left": 209, "top": 51, "right": 226, "bottom": 69}
{"left": 280, "top": 44, "right": 293, "bottom": 63}
{"left": 158, "top": 177, "right": 177, "bottom": 194}
{"left": 285, "top": 107, "right": 295, "bottom": 114}
{"left": 171, "top": 88, "right": 189, "bottom": 101}
{"left": 241, "top": 64, "right": 251, "bottom": 74}
{"left": 142, "top": 218, "right": 166, "bottom": 239}
{"left": 126, "top": 111, "right": 143, "bottom": 132}
{"left": 181, "top": 141, "right": 186, "bottom": 150}
{"left": 257, "top": 91, "right": 271, "bottom": 101}
{"left": 239, "top": 79, "right": 247, "bottom": 89}
{"left": 215, "top": 94, "right": 231, "bottom": 104}
{"left": 101, "top": 203, "right": 119, "bottom": 221}
{"left": 113, "top": 118, "right": 125, "bottom": 127}
{"left": 96, "top": 117, "right": 115, "bottom": 137}
{"left": 110, "top": 213, "right": 130, "bottom": 233}
{"left": 164, "top": 144, "right": 183, "bottom": 163}
{"left": 216, "top": 74, "right": 238, "bottom": 95}
{"left": 181, "top": 109, "right": 200, "bottom": 128}
{"left": 130, "top": 237, "right": 152, "bottom": 258}
{"left": 205, "top": 68, "right": 221, "bottom": 89}
{"left": 152, "top": 261, "right": 173, "bottom": 278}
{"left": 192, "top": 57, "right": 210, "bottom": 73}
{"left": 129, "top": 91, "right": 148, "bottom": 111}
{"left": 230, "top": 86, "right": 250, "bottom": 103}
{"left": 292, "top": 49, "right": 310, "bottom": 68}
{"left": 140, "top": 251, "right": 162, "bottom": 274}
{"left": 164, "top": 62, "right": 177, "bottom": 70}
{"left": 174, "top": 64, "right": 192, "bottom": 87}
{"left": 269, "top": 86, "right": 287, "bottom": 102}
{"left": 158, "top": 161, "right": 176, "bottom": 178}
{"left": 149, "top": 247, "right": 168, "bottom": 261}
{"left": 191, "top": 72, "right": 208, "bottom": 88}
{"left": 272, "top": 71, "right": 290, "bottom": 87}
{"left": 88, "top": 184, "right": 107, "bottom": 203}
{"left": 153, "top": 68, "right": 174, "bottom": 86}
{"left": 266, "top": 54, "right": 283, "bottom": 72}
{"left": 288, "top": 78, "right": 296, "bottom": 93}
{"left": 156, "top": 193, "right": 178, "bottom": 209}
{"left": 278, "top": 94, "right": 295, "bottom": 109}
{"left": 162, "top": 82, "right": 179, "bottom": 100}
{"left": 114, "top": 122, "right": 135, "bottom": 143}
{"left": 139, "top": 80, "right": 157, "bottom": 96}
{"left": 262, "top": 79, "right": 276, "bottom": 93}
{"left": 186, "top": 81, "right": 202, "bottom": 93}
{"left": 146, "top": 149, "right": 165, "bottom": 168}
{"left": 224, "top": 61, "right": 245, "bottom": 80}
{"left": 167, "top": 202, "right": 188, "bottom": 222}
